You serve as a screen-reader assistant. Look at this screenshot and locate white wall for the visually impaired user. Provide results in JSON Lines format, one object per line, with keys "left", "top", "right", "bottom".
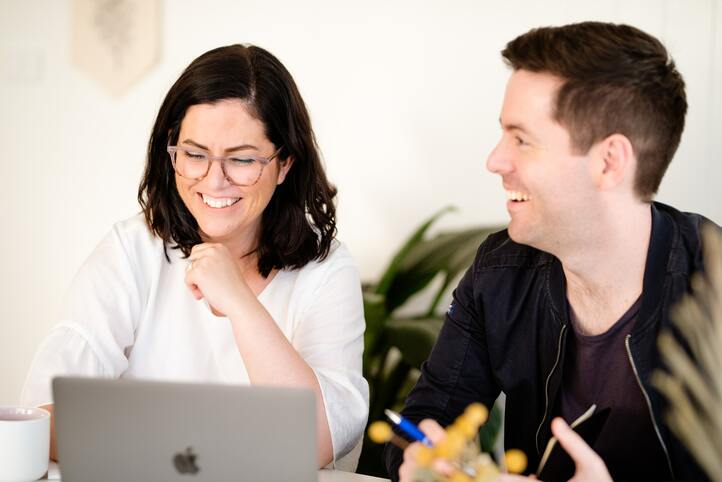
{"left": 1, "top": 0, "right": 720, "bottom": 404}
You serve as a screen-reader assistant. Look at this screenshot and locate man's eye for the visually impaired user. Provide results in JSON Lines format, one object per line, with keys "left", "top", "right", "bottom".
{"left": 228, "top": 157, "right": 255, "bottom": 166}
{"left": 515, "top": 136, "right": 528, "bottom": 146}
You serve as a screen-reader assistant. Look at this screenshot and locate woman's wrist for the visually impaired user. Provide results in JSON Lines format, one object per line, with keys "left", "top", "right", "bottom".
{"left": 225, "top": 289, "right": 256, "bottom": 323}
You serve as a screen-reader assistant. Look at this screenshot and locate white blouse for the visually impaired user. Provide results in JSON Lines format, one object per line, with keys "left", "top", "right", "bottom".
{"left": 21, "top": 215, "right": 369, "bottom": 469}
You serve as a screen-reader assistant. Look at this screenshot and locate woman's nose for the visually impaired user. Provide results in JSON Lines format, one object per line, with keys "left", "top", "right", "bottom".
{"left": 205, "top": 158, "right": 230, "bottom": 188}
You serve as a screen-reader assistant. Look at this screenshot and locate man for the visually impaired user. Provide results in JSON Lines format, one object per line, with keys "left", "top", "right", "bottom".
{"left": 385, "top": 22, "right": 715, "bottom": 481}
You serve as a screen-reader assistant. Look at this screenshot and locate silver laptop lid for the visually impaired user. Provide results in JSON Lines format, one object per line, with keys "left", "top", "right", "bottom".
{"left": 53, "top": 377, "right": 317, "bottom": 482}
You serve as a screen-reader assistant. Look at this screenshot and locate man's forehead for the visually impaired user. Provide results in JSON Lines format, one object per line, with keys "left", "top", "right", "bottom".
{"left": 501, "top": 71, "right": 563, "bottom": 126}
{"left": 510, "top": 68, "right": 564, "bottom": 88}
{"left": 505, "top": 70, "right": 561, "bottom": 106}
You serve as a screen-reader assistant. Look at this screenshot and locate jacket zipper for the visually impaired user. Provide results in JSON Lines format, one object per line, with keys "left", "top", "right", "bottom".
{"left": 535, "top": 324, "right": 567, "bottom": 454}
{"left": 625, "top": 334, "right": 675, "bottom": 479}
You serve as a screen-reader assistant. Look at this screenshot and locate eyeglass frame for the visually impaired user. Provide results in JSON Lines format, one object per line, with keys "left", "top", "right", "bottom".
{"left": 167, "top": 144, "right": 284, "bottom": 186}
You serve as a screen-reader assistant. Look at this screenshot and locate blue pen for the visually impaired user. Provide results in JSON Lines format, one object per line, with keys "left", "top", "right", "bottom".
{"left": 384, "top": 409, "right": 433, "bottom": 447}
{"left": 384, "top": 409, "right": 478, "bottom": 478}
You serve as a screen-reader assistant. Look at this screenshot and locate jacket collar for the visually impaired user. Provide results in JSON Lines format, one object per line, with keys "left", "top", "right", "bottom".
{"left": 636, "top": 203, "right": 675, "bottom": 333}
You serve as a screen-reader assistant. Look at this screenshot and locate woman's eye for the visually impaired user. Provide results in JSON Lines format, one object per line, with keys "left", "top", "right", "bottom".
{"left": 515, "top": 136, "right": 528, "bottom": 147}
{"left": 229, "top": 157, "right": 255, "bottom": 166}
{"left": 185, "top": 151, "right": 206, "bottom": 160}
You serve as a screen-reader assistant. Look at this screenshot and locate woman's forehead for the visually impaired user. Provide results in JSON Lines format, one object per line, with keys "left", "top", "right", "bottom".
{"left": 179, "top": 100, "right": 270, "bottom": 149}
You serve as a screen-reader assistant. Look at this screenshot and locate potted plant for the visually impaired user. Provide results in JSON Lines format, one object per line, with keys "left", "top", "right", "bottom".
{"left": 357, "top": 207, "right": 504, "bottom": 477}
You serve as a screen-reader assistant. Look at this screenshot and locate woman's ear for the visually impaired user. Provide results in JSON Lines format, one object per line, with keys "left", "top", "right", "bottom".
{"left": 276, "top": 156, "right": 295, "bottom": 185}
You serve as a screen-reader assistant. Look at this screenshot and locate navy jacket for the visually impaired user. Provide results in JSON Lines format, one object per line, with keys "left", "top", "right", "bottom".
{"left": 384, "top": 202, "right": 715, "bottom": 481}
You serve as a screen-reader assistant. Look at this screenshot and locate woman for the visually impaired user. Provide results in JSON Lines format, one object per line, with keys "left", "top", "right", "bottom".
{"left": 21, "top": 44, "right": 368, "bottom": 470}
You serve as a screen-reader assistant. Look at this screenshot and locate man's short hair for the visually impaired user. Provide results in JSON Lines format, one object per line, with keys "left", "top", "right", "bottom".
{"left": 502, "top": 22, "right": 687, "bottom": 201}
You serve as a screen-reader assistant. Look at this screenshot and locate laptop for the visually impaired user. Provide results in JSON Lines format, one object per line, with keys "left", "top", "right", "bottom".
{"left": 53, "top": 377, "right": 317, "bottom": 482}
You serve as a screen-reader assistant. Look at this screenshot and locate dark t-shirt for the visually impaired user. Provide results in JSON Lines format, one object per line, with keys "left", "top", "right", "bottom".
{"left": 555, "top": 297, "right": 670, "bottom": 481}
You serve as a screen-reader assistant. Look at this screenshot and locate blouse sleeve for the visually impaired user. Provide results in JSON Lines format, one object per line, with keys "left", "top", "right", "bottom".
{"left": 21, "top": 223, "right": 146, "bottom": 406}
{"left": 20, "top": 326, "right": 110, "bottom": 407}
{"left": 291, "top": 245, "right": 369, "bottom": 467}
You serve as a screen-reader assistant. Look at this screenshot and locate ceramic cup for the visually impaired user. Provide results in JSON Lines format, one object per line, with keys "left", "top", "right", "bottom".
{"left": 0, "top": 406, "right": 50, "bottom": 481}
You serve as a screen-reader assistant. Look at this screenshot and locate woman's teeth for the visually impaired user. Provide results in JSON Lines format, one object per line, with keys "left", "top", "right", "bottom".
{"left": 201, "top": 193, "right": 241, "bottom": 208}
{"left": 506, "top": 190, "right": 531, "bottom": 202}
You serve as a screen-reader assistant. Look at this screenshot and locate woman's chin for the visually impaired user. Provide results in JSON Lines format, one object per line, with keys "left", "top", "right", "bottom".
{"left": 196, "top": 219, "right": 256, "bottom": 245}
{"left": 197, "top": 222, "right": 236, "bottom": 242}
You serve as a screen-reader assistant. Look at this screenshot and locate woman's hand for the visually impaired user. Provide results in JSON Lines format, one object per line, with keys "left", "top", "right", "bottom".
{"left": 184, "top": 242, "right": 334, "bottom": 466}
{"left": 184, "top": 243, "right": 253, "bottom": 317}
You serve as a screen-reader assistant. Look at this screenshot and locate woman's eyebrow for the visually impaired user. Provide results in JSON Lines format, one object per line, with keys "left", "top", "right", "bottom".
{"left": 180, "top": 139, "right": 209, "bottom": 150}
{"left": 181, "top": 138, "right": 259, "bottom": 152}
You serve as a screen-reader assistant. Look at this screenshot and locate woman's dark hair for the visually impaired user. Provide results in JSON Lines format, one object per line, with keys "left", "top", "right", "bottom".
{"left": 138, "top": 44, "right": 337, "bottom": 276}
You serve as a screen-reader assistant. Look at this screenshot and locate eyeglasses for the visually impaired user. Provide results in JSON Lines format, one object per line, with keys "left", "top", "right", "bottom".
{"left": 167, "top": 145, "right": 283, "bottom": 186}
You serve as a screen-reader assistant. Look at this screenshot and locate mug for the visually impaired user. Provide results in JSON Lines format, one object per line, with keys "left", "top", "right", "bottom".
{"left": 0, "top": 406, "right": 50, "bottom": 481}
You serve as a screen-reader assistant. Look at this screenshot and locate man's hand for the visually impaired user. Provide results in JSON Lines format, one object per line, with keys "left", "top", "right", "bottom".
{"left": 497, "top": 417, "right": 612, "bottom": 482}
{"left": 550, "top": 417, "right": 611, "bottom": 482}
{"left": 498, "top": 417, "right": 612, "bottom": 482}
{"left": 399, "top": 416, "right": 612, "bottom": 482}
{"left": 398, "top": 419, "right": 455, "bottom": 482}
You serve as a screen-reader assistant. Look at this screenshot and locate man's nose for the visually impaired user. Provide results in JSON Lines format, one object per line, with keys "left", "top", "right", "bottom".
{"left": 486, "top": 140, "right": 512, "bottom": 175}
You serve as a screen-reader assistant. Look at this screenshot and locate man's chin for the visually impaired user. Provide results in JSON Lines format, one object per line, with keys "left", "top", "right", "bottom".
{"left": 507, "top": 223, "right": 539, "bottom": 249}
{"left": 507, "top": 223, "right": 526, "bottom": 244}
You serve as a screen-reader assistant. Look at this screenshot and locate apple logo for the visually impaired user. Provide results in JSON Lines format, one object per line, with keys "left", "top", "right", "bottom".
{"left": 173, "top": 447, "right": 200, "bottom": 475}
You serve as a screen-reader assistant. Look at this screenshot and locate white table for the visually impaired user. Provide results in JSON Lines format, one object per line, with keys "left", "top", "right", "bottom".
{"left": 319, "top": 470, "right": 388, "bottom": 481}
{"left": 43, "top": 462, "right": 389, "bottom": 481}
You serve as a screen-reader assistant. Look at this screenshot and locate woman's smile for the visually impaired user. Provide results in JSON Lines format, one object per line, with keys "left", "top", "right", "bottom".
{"left": 199, "top": 193, "right": 242, "bottom": 209}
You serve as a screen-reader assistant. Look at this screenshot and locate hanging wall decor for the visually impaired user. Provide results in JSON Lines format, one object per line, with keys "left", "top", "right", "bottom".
{"left": 71, "top": 0, "right": 162, "bottom": 96}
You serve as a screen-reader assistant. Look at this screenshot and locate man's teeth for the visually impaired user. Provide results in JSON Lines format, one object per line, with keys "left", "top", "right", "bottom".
{"left": 506, "top": 190, "right": 531, "bottom": 202}
{"left": 202, "top": 194, "right": 240, "bottom": 208}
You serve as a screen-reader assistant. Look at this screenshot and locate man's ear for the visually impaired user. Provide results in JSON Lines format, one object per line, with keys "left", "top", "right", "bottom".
{"left": 593, "top": 133, "right": 635, "bottom": 191}
{"left": 276, "top": 156, "right": 295, "bottom": 185}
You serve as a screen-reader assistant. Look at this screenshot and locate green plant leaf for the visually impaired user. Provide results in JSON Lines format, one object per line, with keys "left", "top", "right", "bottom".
{"left": 362, "top": 290, "right": 387, "bottom": 351}
{"left": 479, "top": 401, "right": 504, "bottom": 456}
{"left": 384, "top": 226, "right": 502, "bottom": 314}
{"left": 358, "top": 209, "right": 506, "bottom": 478}
{"left": 426, "top": 226, "right": 503, "bottom": 316}
{"left": 375, "top": 206, "right": 456, "bottom": 296}
{"left": 385, "top": 318, "right": 444, "bottom": 369}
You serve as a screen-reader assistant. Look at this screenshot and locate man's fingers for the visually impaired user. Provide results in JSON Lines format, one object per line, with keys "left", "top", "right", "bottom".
{"left": 399, "top": 442, "right": 422, "bottom": 482}
{"left": 418, "top": 420, "right": 454, "bottom": 476}
{"left": 552, "top": 417, "right": 612, "bottom": 481}
{"left": 430, "top": 458, "right": 455, "bottom": 476}
{"left": 551, "top": 417, "right": 600, "bottom": 466}
{"left": 403, "top": 441, "right": 421, "bottom": 462}
{"left": 495, "top": 475, "right": 534, "bottom": 482}
{"left": 418, "top": 418, "right": 446, "bottom": 445}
